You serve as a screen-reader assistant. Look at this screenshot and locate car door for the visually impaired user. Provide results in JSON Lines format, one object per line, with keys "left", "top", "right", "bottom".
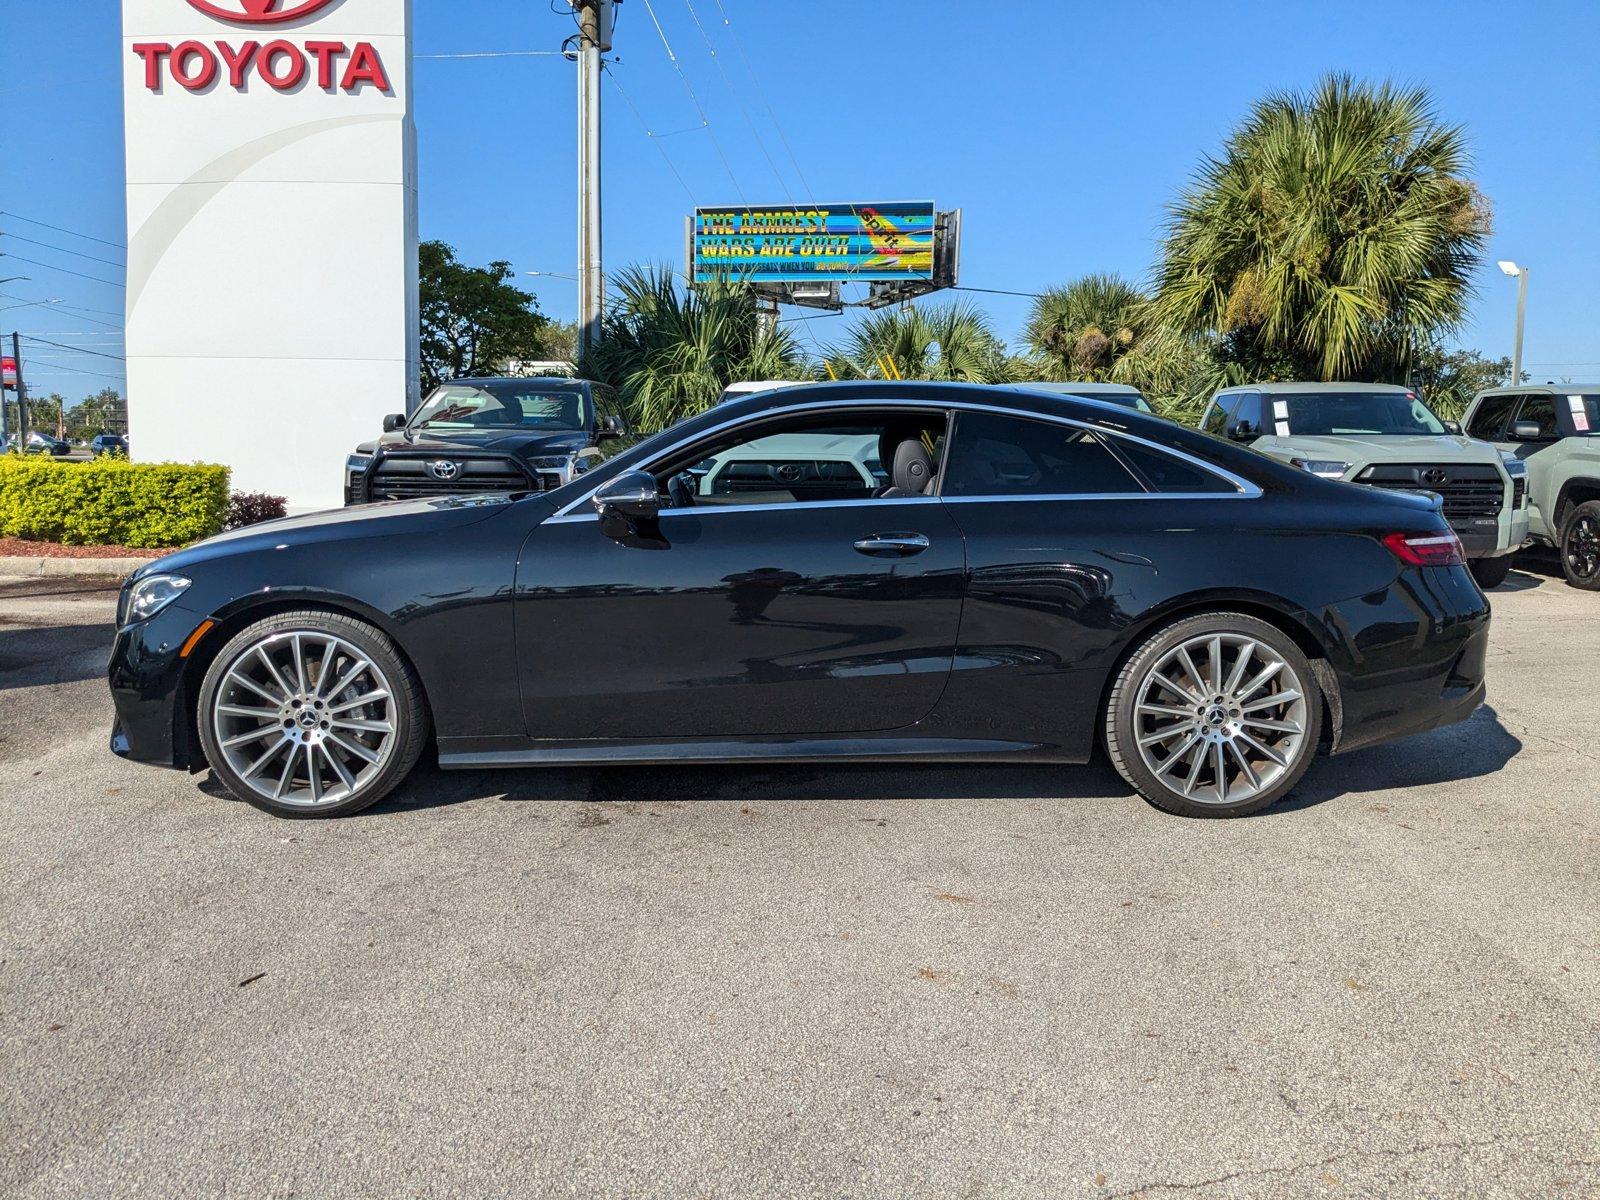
{"left": 1501, "top": 394, "right": 1562, "bottom": 535}
{"left": 513, "top": 412, "right": 966, "bottom": 741}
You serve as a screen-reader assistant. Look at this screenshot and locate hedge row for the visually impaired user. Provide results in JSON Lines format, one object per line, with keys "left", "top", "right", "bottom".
{"left": 0, "top": 454, "right": 231, "bottom": 548}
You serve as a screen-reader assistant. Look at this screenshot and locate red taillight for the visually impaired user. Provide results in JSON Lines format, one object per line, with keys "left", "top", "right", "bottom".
{"left": 1383, "top": 530, "right": 1465, "bottom": 567}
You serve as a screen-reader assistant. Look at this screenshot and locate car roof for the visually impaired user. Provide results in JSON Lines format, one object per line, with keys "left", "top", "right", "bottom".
{"left": 1215, "top": 381, "right": 1416, "bottom": 396}
{"left": 1018, "top": 381, "right": 1144, "bottom": 396}
{"left": 1471, "top": 384, "right": 1600, "bottom": 397}
{"left": 438, "top": 376, "right": 586, "bottom": 389}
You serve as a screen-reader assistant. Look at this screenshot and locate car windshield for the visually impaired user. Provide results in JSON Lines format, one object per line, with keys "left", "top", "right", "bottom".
{"left": 411, "top": 383, "right": 590, "bottom": 432}
{"left": 1279, "top": 391, "right": 1445, "bottom": 436}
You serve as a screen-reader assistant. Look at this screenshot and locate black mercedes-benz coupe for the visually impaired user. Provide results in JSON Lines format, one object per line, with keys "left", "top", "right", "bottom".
{"left": 109, "top": 382, "right": 1491, "bottom": 820}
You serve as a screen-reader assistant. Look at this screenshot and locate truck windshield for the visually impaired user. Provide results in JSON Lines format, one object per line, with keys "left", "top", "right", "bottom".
{"left": 412, "top": 383, "right": 591, "bottom": 432}
{"left": 1280, "top": 391, "right": 1445, "bottom": 436}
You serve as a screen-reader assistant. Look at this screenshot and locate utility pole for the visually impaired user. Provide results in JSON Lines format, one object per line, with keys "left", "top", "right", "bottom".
{"left": 11, "top": 332, "right": 27, "bottom": 445}
{"left": 571, "top": 1, "right": 616, "bottom": 362}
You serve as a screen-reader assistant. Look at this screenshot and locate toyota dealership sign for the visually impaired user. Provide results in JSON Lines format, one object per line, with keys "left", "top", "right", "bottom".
{"left": 122, "top": 0, "right": 417, "bottom": 509}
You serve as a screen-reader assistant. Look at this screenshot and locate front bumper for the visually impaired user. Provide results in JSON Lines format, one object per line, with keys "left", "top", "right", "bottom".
{"left": 107, "top": 601, "right": 208, "bottom": 769}
{"left": 1318, "top": 563, "right": 1492, "bottom": 756}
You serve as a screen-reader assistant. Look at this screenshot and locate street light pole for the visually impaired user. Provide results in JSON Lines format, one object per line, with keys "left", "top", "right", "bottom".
{"left": 1497, "top": 260, "right": 1528, "bottom": 384}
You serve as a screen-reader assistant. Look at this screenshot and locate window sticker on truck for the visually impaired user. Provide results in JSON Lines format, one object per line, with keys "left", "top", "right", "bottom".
{"left": 1569, "top": 395, "right": 1590, "bottom": 432}
{"left": 1272, "top": 399, "right": 1290, "bottom": 436}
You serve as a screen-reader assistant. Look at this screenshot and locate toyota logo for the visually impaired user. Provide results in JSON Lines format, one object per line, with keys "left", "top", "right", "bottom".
{"left": 775, "top": 463, "right": 803, "bottom": 483}
{"left": 186, "top": 0, "right": 336, "bottom": 24}
{"left": 428, "top": 460, "right": 461, "bottom": 482}
{"left": 1421, "top": 468, "right": 1449, "bottom": 486}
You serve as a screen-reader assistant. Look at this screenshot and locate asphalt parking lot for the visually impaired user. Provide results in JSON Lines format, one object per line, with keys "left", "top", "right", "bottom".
{"left": 1, "top": 564, "right": 1595, "bottom": 1199}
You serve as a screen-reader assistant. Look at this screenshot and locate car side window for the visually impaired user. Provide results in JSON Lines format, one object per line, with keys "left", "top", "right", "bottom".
{"left": 1110, "top": 438, "right": 1237, "bottom": 494}
{"left": 1201, "top": 396, "right": 1240, "bottom": 435}
{"left": 1466, "top": 395, "right": 1516, "bottom": 440}
{"left": 1514, "top": 395, "right": 1559, "bottom": 440}
{"left": 942, "top": 412, "right": 1144, "bottom": 497}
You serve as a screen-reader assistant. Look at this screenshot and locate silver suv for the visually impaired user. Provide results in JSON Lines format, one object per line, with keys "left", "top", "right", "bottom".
{"left": 1199, "top": 382, "right": 1529, "bottom": 588}
{"left": 1463, "top": 385, "right": 1600, "bottom": 589}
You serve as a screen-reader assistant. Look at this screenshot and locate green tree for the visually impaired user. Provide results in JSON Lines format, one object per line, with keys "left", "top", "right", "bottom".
{"left": 1025, "top": 274, "right": 1150, "bottom": 380}
{"left": 419, "top": 240, "right": 550, "bottom": 389}
{"left": 581, "top": 264, "right": 806, "bottom": 433}
{"left": 1151, "top": 74, "right": 1490, "bottom": 383}
{"left": 1408, "top": 345, "right": 1516, "bottom": 420}
{"left": 65, "top": 388, "right": 126, "bottom": 440}
{"left": 824, "top": 301, "right": 1013, "bottom": 383}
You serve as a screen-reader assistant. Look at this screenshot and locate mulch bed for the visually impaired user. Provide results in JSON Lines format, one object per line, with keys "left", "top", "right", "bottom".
{"left": 0, "top": 537, "right": 173, "bottom": 560}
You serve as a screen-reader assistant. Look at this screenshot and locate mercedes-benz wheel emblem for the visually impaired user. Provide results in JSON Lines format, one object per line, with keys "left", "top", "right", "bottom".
{"left": 428, "top": 460, "right": 461, "bottom": 482}
{"left": 1421, "top": 468, "right": 1449, "bottom": 486}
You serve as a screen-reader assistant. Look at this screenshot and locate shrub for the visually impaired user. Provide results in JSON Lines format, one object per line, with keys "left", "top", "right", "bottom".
{"left": 0, "top": 453, "right": 230, "bottom": 548}
{"left": 226, "top": 491, "right": 288, "bottom": 530}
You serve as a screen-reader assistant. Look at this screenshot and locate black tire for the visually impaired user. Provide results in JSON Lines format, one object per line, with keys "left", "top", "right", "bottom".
{"left": 1560, "top": 501, "right": 1600, "bottom": 591}
{"left": 1468, "top": 554, "right": 1514, "bottom": 590}
{"left": 196, "top": 610, "right": 429, "bottom": 818}
{"left": 1105, "top": 612, "right": 1323, "bottom": 819}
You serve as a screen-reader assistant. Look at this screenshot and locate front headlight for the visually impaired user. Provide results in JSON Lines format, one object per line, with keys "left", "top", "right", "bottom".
{"left": 1290, "top": 458, "right": 1352, "bottom": 480}
{"left": 121, "top": 573, "right": 191, "bottom": 626}
{"left": 346, "top": 453, "right": 373, "bottom": 476}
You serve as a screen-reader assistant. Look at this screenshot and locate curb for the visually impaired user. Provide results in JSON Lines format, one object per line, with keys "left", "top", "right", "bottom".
{"left": 0, "top": 555, "right": 154, "bottom": 579}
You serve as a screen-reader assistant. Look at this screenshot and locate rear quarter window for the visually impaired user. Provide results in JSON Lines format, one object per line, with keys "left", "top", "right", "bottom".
{"left": 1111, "top": 438, "right": 1237, "bottom": 493}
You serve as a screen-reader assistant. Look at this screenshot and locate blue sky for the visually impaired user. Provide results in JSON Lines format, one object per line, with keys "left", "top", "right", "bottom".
{"left": 3, "top": 0, "right": 1597, "bottom": 399}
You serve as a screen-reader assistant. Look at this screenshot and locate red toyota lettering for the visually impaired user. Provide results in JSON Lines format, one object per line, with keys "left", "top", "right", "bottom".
{"left": 341, "top": 42, "right": 391, "bottom": 93}
{"left": 216, "top": 41, "right": 261, "bottom": 89}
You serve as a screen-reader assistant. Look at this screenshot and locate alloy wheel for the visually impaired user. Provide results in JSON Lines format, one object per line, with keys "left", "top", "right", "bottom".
{"left": 1566, "top": 512, "right": 1600, "bottom": 581}
{"left": 211, "top": 630, "right": 397, "bottom": 808}
{"left": 1131, "top": 632, "right": 1309, "bottom": 807}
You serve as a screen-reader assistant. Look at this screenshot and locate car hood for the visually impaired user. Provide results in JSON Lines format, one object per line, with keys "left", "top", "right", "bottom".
{"left": 134, "top": 493, "right": 524, "bottom": 579}
{"left": 373, "top": 428, "right": 590, "bottom": 456}
{"left": 1253, "top": 433, "right": 1501, "bottom": 466}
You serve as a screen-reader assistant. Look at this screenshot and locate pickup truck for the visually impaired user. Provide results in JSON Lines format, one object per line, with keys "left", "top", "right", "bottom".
{"left": 1463, "top": 385, "right": 1600, "bottom": 589}
{"left": 1199, "top": 382, "right": 1529, "bottom": 588}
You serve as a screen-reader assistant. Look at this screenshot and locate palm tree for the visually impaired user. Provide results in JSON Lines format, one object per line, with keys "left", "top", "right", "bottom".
{"left": 580, "top": 265, "right": 807, "bottom": 433}
{"left": 1025, "top": 274, "right": 1148, "bottom": 380}
{"left": 1151, "top": 75, "right": 1489, "bottom": 382}
{"left": 824, "top": 301, "right": 1012, "bottom": 383}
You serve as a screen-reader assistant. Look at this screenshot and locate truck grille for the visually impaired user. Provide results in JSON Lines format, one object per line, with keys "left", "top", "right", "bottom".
{"left": 360, "top": 455, "right": 546, "bottom": 502}
{"left": 1356, "top": 463, "right": 1505, "bottom": 521}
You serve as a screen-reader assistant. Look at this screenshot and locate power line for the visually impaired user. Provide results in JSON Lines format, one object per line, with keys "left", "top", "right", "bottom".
{"left": 637, "top": 0, "right": 746, "bottom": 202}
{"left": 416, "top": 49, "right": 567, "bottom": 59}
{"left": 18, "top": 362, "right": 125, "bottom": 382}
{"left": 1, "top": 232, "right": 125, "bottom": 270}
{"left": 954, "top": 285, "right": 1044, "bottom": 299}
{"left": 707, "top": 0, "right": 815, "bottom": 204}
{"left": 21, "top": 334, "right": 127, "bottom": 362}
{"left": 681, "top": 0, "right": 791, "bottom": 201}
{"left": 603, "top": 63, "right": 697, "bottom": 204}
{"left": 0, "top": 210, "right": 125, "bottom": 250}
{"left": 1, "top": 255, "right": 125, "bottom": 288}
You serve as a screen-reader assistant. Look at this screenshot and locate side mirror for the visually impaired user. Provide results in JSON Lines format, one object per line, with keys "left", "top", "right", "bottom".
{"left": 1227, "top": 419, "right": 1259, "bottom": 442}
{"left": 595, "top": 413, "right": 627, "bottom": 441}
{"left": 1443, "top": 419, "right": 1463, "bottom": 435}
{"left": 1510, "top": 419, "right": 1543, "bottom": 441}
{"left": 381, "top": 413, "right": 407, "bottom": 433}
{"left": 592, "top": 469, "right": 660, "bottom": 537}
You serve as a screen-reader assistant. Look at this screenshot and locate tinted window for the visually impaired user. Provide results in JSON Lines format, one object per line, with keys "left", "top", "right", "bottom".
{"left": 1201, "top": 395, "right": 1242, "bottom": 435}
{"left": 1515, "top": 395, "right": 1559, "bottom": 439}
{"left": 1277, "top": 391, "right": 1445, "bottom": 436}
{"left": 943, "top": 413, "right": 1143, "bottom": 497}
{"left": 1466, "top": 394, "right": 1517, "bottom": 440}
{"left": 1112, "top": 438, "right": 1236, "bottom": 493}
{"left": 411, "top": 382, "right": 591, "bottom": 432}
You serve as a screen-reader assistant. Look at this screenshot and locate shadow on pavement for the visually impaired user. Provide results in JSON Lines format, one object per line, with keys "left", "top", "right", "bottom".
{"left": 0, "top": 622, "right": 114, "bottom": 687}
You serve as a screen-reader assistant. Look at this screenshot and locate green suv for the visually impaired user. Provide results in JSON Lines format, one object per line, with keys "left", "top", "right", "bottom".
{"left": 1199, "top": 382, "right": 1529, "bottom": 588}
{"left": 1463, "top": 385, "right": 1600, "bottom": 589}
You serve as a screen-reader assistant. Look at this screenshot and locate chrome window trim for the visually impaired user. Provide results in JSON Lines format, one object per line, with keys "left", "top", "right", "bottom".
{"left": 546, "top": 397, "right": 1260, "bottom": 524}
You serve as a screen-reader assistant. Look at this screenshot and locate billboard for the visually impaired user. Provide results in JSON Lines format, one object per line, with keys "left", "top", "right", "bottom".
{"left": 692, "top": 201, "right": 938, "bottom": 284}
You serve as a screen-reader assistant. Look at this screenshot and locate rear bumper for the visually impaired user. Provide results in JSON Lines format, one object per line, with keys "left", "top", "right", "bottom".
{"left": 1316, "top": 564, "right": 1492, "bottom": 756}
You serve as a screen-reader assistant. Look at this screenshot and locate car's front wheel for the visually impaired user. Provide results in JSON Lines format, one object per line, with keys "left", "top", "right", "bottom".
{"left": 1468, "top": 554, "right": 1514, "bottom": 590}
{"left": 1105, "top": 613, "right": 1323, "bottom": 818}
{"left": 1560, "top": 501, "right": 1600, "bottom": 591}
{"left": 197, "top": 610, "right": 428, "bottom": 818}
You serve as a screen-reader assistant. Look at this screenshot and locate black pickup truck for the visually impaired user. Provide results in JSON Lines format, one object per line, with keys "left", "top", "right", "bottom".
{"left": 344, "top": 377, "right": 628, "bottom": 505}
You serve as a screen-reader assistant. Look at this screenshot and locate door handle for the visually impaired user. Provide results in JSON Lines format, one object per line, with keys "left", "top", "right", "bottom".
{"left": 853, "top": 532, "right": 930, "bottom": 557}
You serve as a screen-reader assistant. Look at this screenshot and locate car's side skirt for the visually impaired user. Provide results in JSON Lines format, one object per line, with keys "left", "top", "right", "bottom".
{"left": 436, "top": 735, "right": 1081, "bottom": 769}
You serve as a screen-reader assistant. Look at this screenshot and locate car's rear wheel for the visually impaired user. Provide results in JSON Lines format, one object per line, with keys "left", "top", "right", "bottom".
{"left": 1105, "top": 613, "right": 1322, "bottom": 818}
{"left": 1560, "top": 501, "right": 1600, "bottom": 591}
{"left": 1468, "top": 554, "right": 1514, "bottom": 590}
{"left": 197, "top": 611, "right": 428, "bottom": 818}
